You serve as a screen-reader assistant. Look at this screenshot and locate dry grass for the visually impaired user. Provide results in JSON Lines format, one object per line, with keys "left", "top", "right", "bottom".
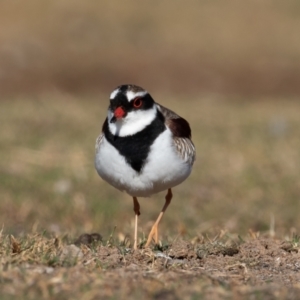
{"left": 1, "top": 93, "right": 300, "bottom": 298}
{"left": 1, "top": 94, "right": 300, "bottom": 239}
{"left": 1, "top": 230, "right": 300, "bottom": 299}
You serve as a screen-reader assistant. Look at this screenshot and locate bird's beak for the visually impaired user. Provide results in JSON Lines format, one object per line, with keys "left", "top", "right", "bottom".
{"left": 110, "top": 106, "right": 126, "bottom": 123}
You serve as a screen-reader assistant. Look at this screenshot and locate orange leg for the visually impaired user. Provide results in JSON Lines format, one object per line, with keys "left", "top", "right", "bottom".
{"left": 133, "top": 197, "right": 140, "bottom": 250}
{"left": 145, "top": 188, "right": 172, "bottom": 247}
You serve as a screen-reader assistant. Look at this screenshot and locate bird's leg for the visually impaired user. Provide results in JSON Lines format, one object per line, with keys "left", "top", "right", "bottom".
{"left": 145, "top": 188, "right": 173, "bottom": 248}
{"left": 133, "top": 197, "right": 140, "bottom": 250}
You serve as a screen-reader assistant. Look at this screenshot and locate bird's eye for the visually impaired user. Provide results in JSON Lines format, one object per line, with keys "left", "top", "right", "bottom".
{"left": 133, "top": 97, "right": 142, "bottom": 108}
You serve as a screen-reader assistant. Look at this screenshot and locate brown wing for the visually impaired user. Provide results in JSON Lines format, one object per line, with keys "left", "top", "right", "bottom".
{"left": 157, "top": 104, "right": 196, "bottom": 165}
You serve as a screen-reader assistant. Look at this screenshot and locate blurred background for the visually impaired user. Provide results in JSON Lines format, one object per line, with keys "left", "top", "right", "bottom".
{"left": 1, "top": 1, "right": 300, "bottom": 242}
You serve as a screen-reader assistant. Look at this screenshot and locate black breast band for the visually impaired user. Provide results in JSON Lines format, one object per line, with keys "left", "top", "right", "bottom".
{"left": 104, "top": 111, "right": 166, "bottom": 172}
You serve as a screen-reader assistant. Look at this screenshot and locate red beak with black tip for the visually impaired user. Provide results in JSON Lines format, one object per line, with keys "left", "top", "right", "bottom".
{"left": 110, "top": 106, "right": 126, "bottom": 123}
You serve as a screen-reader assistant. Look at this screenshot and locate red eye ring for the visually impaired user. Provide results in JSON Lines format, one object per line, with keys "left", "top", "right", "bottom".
{"left": 133, "top": 97, "right": 142, "bottom": 108}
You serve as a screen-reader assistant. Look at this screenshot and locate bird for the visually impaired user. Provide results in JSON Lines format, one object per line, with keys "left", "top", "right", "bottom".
{"left": 95, "top": 84, "right": 196, "bottom": 249}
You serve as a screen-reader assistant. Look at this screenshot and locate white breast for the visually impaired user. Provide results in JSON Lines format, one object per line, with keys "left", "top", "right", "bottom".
{"left": 95, "top": 129, "right": 192, "bottom": 197}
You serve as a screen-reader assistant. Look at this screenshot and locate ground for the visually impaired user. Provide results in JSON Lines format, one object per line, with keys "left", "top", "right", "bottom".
{"left": 1, "top": 232, "right": 300, "bottom": 299}
{"left": 1, "top": 96, "right": 300, "bottom": 299}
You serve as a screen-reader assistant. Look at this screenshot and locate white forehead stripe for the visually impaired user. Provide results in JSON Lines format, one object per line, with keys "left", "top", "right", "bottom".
{"left": 110, "top": 88, "right": 120, "bottom": 99}
{"left": 126, "top": 90, "right": 148, "bottom": 102}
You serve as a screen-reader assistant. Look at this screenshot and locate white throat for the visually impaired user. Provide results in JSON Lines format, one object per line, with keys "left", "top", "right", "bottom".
{"left": 108, "top": 106, "right": 157, "bottom": 137}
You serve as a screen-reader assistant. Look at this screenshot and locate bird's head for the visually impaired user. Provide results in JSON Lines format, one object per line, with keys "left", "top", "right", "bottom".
{"left": 107, "top": 84, "right": 157, "bottom": 137}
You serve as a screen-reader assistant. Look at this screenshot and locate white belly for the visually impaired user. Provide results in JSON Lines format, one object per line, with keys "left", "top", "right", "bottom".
{"left": 95, "top": 129, "right": 192, "bottom": 197}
